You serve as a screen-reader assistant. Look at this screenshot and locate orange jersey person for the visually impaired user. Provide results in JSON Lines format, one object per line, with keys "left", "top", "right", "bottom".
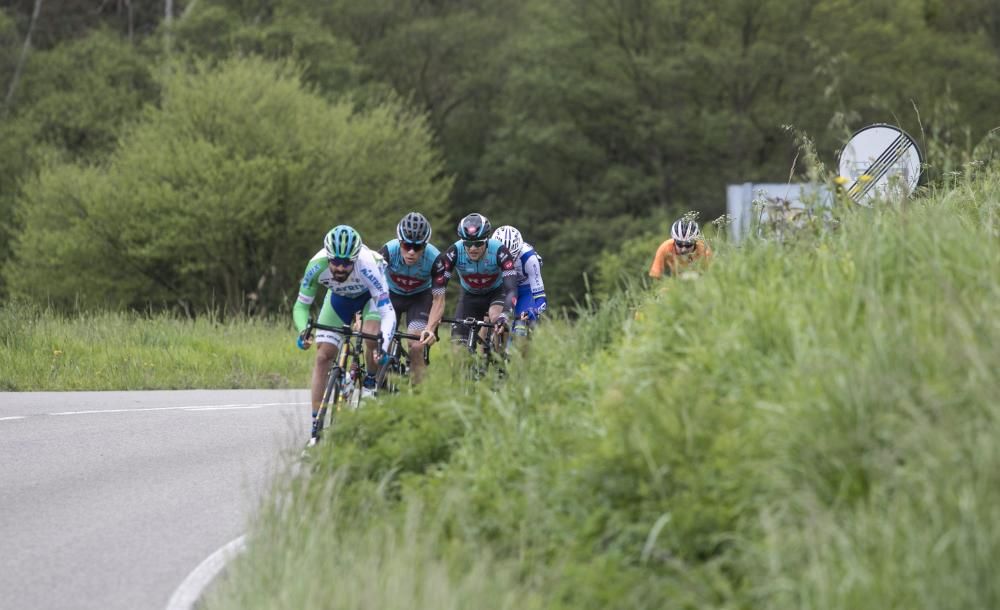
{"left": 649, "top": 219, "right": 712, "bottom": 278}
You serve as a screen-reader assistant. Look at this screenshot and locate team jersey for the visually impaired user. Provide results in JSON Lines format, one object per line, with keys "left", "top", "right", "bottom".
{"left": 378, "top": 240, "right": 445, "bottom": 296}
{"left": 293, "top": 245, "right": 397, "bottom": 351}
{"left": 434, "top": 238, "right": 519, "bottom": 312}
{"left": 513, "top": 243, "right": 547, "bottom": 314}
{"left": 648, "top": 239, "right": 712, "bottom": 279}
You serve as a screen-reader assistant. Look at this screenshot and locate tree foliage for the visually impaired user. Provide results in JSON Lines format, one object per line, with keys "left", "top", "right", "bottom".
{"left": 5, "top": 56, "right": 451, "bottom": 314}
{"left": 1, "top": 0, "right": 998, "bottom": 309}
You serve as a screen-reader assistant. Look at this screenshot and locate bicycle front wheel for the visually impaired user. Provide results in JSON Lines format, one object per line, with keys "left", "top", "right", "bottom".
{"left": 317, "top": 366, "right": 344, "bottom": 437}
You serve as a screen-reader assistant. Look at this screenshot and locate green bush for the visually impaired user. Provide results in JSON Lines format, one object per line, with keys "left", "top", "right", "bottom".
{"left": 5, "top": 56, "right": 452, "bottom": 314}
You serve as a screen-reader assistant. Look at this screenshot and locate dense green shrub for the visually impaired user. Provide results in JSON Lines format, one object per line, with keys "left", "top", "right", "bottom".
{"left": 5, "top": 56, "right": 451, "bottom": 314}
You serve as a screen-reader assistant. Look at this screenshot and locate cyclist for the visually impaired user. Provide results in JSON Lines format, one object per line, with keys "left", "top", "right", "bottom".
{"left": 377, "top": 212, "right": 446, "bottom": 383}
{"left": 293, "top": 225, "right": 397, "bottom": 438}
{"left": 433, "top": 213, "right": 518, "bottom": 345}
{"left": 649, "top": 218, "right": 713, "bottom": 279}
{"left": 491, "top": 225, "right": 547, "bottom": 335}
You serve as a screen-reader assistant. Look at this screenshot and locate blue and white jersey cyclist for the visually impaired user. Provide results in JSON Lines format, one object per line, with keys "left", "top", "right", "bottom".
{"left": 293, "top": 225, "right": 397, "bottom": 438}
{"left": 433, "top": 213, "right": 519, "bottom": 341}
{"left": 377, "top": 212, "right": 447, "bottom": 382}
{"left": 492, "top": 225, "right": 547, "bottom": 321}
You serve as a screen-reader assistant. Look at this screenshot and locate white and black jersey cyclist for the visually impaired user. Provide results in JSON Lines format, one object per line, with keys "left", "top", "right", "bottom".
{"left": 492, "top": 225, "right": 547, "bottom": 321}
{"left": 432, "top": 213, "right": 518, "bottom": 341}
{"left": 293, "top": 225, "right": 396, "bottom": 429}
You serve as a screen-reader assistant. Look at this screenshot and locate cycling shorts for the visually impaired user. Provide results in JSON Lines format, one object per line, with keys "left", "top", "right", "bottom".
{"left": 390, "top": 289, "right": 432, "bottom": 333}
{"left": 450, "top": 286, "right": 505, "bottom": 340}
{"left": 316, "top": 291, "right": 381, "bottom": 347}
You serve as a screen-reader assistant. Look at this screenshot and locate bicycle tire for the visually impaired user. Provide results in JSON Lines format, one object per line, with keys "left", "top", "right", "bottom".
{"left": 314, "top": 365, "right": 343, "bottom": 441}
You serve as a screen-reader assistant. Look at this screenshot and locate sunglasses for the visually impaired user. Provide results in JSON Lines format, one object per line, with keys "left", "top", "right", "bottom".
{"left": 400, "top": 241, "right": 426, "bottom": 252}
{"left": 463, "top": 239, "right": 487, "bottom": 248}
{"left": 328, "top": 257, "right": 354, "bottom": 267}
{"left": 675, "top": 241, "right": 696, "bottom": 250}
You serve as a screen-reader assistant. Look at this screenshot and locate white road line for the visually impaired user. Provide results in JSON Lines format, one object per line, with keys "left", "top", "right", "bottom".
{"left": 0, "top": 416, "right": 26, "bottom": 422}
{"left": 183, "top": 405, "right": 268, "bottom": 412}
{"left": 49, "top": 402, "right": 307, "bottom": 416}
{"left": 166, "top": 534, "right": 247, "bottom": 610}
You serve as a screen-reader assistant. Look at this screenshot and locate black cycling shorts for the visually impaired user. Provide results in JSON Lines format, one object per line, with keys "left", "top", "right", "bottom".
{"left": 390, "top": 289, "right": 433, "bottom": 332}
{"left": 450, "top": 286, "right": 505, "bottom": 340}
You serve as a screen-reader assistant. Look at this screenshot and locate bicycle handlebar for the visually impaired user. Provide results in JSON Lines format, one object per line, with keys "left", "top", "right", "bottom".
{"left": 301, "top": 317, "right": 382, "bottom": 343}
{"left": 441, "top": 316, "right": 502, "bottom": 329}
{"left": 393, "top": 329, "right": 424, "bottom": 342}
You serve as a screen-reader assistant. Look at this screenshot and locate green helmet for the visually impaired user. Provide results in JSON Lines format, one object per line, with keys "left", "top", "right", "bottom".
{"left": 324, "top": 225, "right": 362, "bottom": 261}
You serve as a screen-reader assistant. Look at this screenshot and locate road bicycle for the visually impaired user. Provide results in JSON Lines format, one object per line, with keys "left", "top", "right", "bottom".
{"left": 300, "top": 317, "right": 384, "bottom": 444}
{"left": 374, "top": 328, "right": 431, "bottom": 393}
{"left": 442, "top": 316, "right": 508, "bottom": 381}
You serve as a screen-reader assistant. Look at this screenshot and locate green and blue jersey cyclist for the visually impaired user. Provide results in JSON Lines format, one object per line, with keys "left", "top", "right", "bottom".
{"left": 377, "top": 212, "right": 447, "bottom": 383}
{"left": 293, "top": 225, "right": 397, "bottom": 438}
{"left": 432, "top": 213, "right": 519, "bottom": 344}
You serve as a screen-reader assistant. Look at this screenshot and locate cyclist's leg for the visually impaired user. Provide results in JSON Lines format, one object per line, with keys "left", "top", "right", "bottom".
{"left": 326, "top": 292, "right": 369, "bottom": 396}
{"left": 514, "top": 283, "right": 533, "bottom": 319}
{"left": 452, "top": 291, "right": 490, "bottom": 346}
{"left": 510, "top": 283, "right": 534, "bottom": 347}
{"left": 311, "top": 296, "right": 351, "bottom": 418}
{"left": 403, "top": 290, "right": 432, "bottom": 383}
{"left": 360, "top": 300, "right": 382, "bottom": 378}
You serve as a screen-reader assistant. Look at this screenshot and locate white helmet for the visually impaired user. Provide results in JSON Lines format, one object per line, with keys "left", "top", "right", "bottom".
{"left": 492, "top": 225, "right": 523, "bottom": 258}
{"left": 670, "top": 219, "right": 700, "bottom": 244}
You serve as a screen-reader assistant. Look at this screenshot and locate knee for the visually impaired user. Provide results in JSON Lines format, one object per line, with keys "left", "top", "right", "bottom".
{"left": 315, "top": 346, "right": 336, "bottom": 367}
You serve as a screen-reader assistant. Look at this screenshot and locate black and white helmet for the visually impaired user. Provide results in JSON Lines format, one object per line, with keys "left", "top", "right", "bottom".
{"left": 397, "top": 212, "right": 432, "bottom": 244}
{"left": 670, "top": 219, "right": 700, "bottom": 244}
{"left": 492, "top": 225, "right": 523, "bottom": 258}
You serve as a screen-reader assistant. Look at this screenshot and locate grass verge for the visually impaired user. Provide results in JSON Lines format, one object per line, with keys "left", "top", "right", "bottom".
{"left": 0, "top": 307, "right": 308, "bottom": 390}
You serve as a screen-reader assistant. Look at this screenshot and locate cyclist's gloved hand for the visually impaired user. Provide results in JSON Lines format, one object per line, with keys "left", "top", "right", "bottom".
{"left": 419, "top": 329, "right": 437, "bottom": 346}
{"left": 296, "top": 335, "right": 309, "bottom": 350}
{"left": 523, "top": 308, "right": 538, "bottom": 321}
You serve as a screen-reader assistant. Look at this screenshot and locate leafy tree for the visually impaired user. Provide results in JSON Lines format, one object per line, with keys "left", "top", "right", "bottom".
{"left": 0, "top": 28, "right": 158, "bottom": 299}
{"left": 168, "top": 1, "right": 362, "bottom": 95}
{"left": 5, "top": 56, "right": 452, "bottom": 315}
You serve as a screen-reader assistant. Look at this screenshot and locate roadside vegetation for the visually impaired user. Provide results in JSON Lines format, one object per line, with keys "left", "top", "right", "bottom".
{"left": 0, "top": 305, "right": 307, "bottom": 391}
{"left": 199, "top": 172, "right": 1000, "bottom": 609}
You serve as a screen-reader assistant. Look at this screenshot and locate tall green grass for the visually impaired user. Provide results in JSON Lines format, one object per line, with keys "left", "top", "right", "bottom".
{"left": 0, "top": 306, "right": 308, "bottom": 390}
{"left": 206, "top": 172, "right": 997, "bottom": 609}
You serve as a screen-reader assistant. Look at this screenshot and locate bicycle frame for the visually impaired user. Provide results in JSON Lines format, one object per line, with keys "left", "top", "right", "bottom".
{"left": 376, "top": 329, "right": 431, "bottom": 392}
{"left": 301, "top": 318, "right": 383, "bottom": 442}
{"left": 442, "top": 316, "right": 507, "bottom": 380}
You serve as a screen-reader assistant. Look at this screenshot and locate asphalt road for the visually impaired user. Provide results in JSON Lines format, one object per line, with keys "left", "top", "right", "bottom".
{"left": 0, "top": 389, "right": 311, "bottom": 610}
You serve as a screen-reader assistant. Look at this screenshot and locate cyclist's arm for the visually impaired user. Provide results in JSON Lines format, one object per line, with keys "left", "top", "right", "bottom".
{"left": 427, "top": 251, "right": 449, "bottom": 334}
{"left": 496, "top": 246, "right": 519, "bottom": 319}
{"left": 293, "top": 257, "right": 325, "bottom": 332}
{"left": 357, "top": 254, "right": 397, "bottom": 352}
{"left": 649, "top": 240, "right": 673, "bottom": 279}
{"left": 523, "top": 254, "right": 547, "bottom": 314}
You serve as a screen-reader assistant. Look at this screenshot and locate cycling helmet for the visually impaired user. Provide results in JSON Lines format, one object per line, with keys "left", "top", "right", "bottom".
{"left": 396, "top": 212, "right": 432, "bottom": 244}
{"left": 670, "top": 219, "right": 700, "bottom": 244}
{"left": 492, "top": 225, "right": 523, "bottom": 258}
{"left": 457, "top": 213, "right": 491, "bottom": 240}
{"left": 324, "top": 225, "right": 362, "bottom": 261}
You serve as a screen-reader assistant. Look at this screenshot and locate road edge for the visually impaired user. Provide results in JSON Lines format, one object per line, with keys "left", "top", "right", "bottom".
{"left": 165, "top": 534, "right": 247, "bottom": 610}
